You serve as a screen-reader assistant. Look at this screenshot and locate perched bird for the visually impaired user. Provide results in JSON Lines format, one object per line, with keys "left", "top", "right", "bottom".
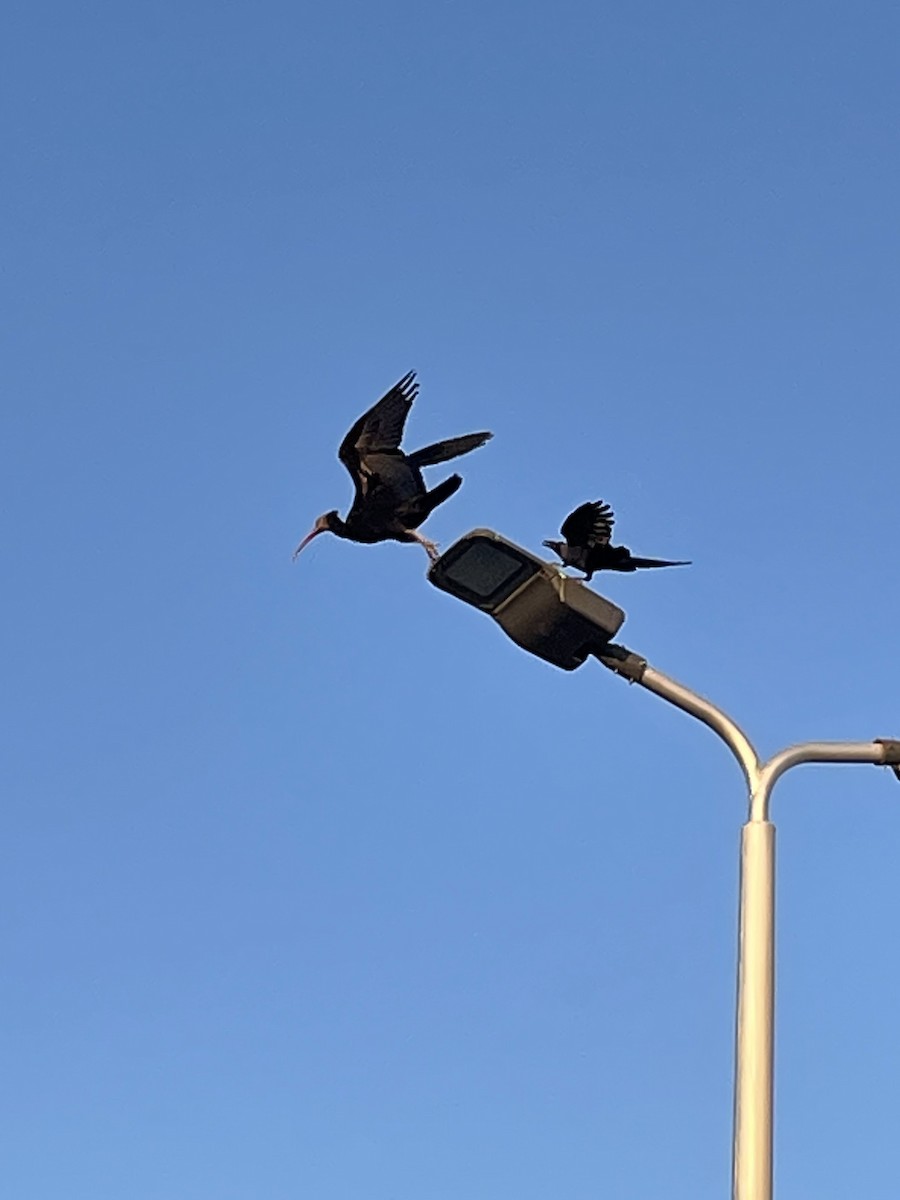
{"left": 543, "top": 500, "right": 690, "bottom": 580}
{"left": 293, "top": 371, "right": 492, "bottom": 564}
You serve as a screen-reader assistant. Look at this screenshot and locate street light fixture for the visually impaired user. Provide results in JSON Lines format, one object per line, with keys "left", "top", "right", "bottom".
{"left": 428, "top": 528, "right": 624, "bottom": 670}
{"left": 428, "top": 528, "right": 900, "bottom": 1200}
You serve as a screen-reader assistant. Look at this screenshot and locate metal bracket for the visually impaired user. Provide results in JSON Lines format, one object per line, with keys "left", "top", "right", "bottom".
{"left": 593, "top": 641, "right": 648, "bottom": 684}
{"left": 875, "top": 738, "right": 900, "bottom": 782}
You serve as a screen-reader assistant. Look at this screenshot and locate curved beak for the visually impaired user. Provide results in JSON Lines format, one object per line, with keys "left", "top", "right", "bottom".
{"left": 292, "top": 527, "right": 324, "bottom": 561}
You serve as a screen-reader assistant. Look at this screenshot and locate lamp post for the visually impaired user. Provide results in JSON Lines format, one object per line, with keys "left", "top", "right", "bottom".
{"left": 596, "top": 643, "right": 899, "bottom": 1200}
{"left": 429, "top": 529, "right": 900, "bottom": 1200}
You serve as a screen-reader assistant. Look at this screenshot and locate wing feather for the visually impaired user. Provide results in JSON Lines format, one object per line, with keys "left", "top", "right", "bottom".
{"left": 560, "top": 500, "right": 615, "bottom": 548}
{"left": 338, "top": 371, "right": 418, "bottom": 478}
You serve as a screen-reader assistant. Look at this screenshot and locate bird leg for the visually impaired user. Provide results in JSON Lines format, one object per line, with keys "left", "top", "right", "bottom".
{"left": 406, "top": 528, "right": 441, "bottom": 563}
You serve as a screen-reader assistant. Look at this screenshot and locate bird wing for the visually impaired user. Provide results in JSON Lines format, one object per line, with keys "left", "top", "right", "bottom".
{"left": 338, "top": 372, "right": 419, "bottom": 491}
{"left": 560, "top": 500, "right": 615, "bottom": 548}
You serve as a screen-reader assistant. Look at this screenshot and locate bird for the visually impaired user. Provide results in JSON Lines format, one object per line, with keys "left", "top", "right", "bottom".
{"left": 293, "top": 371, "right": 492, "bottom": 564}
{"left": 543, "top": 500, "right": 691, "bottom": 580}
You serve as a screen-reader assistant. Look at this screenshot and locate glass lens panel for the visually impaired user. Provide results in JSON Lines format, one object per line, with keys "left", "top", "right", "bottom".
{"left": 442, "top": 541, "right": 535, "bottom": 600}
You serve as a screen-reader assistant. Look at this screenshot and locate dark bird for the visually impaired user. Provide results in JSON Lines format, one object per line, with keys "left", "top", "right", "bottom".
{"left": 293, "top": 371, "right": 492, "bottom": 564}
{"left": 543, "top": 500, "right": 691, "bottom": 580}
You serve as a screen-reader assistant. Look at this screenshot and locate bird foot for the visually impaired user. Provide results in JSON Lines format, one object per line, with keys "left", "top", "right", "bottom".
{"left": 406, "top": 529, "right": 440, "bottom": 562}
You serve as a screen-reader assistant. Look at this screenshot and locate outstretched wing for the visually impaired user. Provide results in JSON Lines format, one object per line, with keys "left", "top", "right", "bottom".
{"left": 338, "top": 372, "right": 418, "bottom": 489}
{"left": 560, "top": 500, "right": 615, "bottom": 548}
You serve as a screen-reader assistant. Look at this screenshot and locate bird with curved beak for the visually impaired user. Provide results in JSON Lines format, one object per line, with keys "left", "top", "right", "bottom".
{"left": 294, "top": 371, "right": 492, "bottom": 564}
{"left": 544, "top": 499, "right": 691, "bottom": 580}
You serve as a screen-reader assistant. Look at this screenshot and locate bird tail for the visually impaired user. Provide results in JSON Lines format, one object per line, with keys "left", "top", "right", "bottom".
{"left": 408, "top": 432, "right": 493, "bottom": 468}
{"left": 420, "top": 473, "right": 463, "bottom": 516}
{"left": 627, "top": 557, "right": 692, "bottom": 570}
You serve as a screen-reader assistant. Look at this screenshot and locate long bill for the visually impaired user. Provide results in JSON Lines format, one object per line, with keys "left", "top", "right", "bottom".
{"left": 292, "top": 527, "right": 324, "bottom": 560}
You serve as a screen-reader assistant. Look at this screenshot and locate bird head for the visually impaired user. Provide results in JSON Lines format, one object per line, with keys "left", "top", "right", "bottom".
{"left": 542, "top": 539, "right": 565, "bottom": 560}
{"left": 293, "top": 511, "right": 341, "bottom": 560}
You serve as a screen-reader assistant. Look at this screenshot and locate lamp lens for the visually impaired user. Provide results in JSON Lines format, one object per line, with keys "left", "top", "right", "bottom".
{"left": 437, "top": 541, "right": 537, "bottom": 606}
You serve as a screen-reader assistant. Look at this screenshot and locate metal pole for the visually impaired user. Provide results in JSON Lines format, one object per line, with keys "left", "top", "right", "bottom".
{"left": 636, "top": 658, "right": 775, "bottom": 1200}
{"left": 733, "top": 818, "right": 775, "bottom": 1200}
{"left": 593, "top": 644, "right": 899, "bottom": 1200}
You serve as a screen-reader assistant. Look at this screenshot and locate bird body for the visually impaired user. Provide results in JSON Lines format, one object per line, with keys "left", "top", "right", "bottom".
{"left": 544, "top": 500, "right": 690, "bottom": 580}
{"left": 294, "top": 372, "right": 492, "bottom": 563}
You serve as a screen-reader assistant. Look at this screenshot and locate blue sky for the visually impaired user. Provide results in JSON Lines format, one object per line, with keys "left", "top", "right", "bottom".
{"left": 3, "top": 1, "right": 899, "bottom": 1196}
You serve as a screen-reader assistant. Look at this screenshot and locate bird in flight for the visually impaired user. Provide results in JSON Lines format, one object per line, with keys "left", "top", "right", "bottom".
{"left": 543, "top": 500, "right": 690, "bottom": 580}
{"left": 293, "top": 371, "right": 492, "bottom": 564}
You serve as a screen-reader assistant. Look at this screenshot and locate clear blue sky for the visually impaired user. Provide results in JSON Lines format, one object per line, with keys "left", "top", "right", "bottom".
{"left": 3, "top": 2, "right": 899, "bottom": 1196}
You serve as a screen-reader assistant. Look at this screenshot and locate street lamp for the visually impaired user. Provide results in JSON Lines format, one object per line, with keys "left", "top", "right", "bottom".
{"left": 428, "top": 528, "right": 625, "bottom": 669}
{"left": 429, "top": 528, "right": 900, "bottom": 1200}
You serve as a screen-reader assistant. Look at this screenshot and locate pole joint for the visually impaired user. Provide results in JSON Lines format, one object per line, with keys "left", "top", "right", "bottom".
{"left": 875, "top": 738, "right": 900, "bottom": 782}
{"left": 593, "top": 642, "right": 648, "bottom": 684}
